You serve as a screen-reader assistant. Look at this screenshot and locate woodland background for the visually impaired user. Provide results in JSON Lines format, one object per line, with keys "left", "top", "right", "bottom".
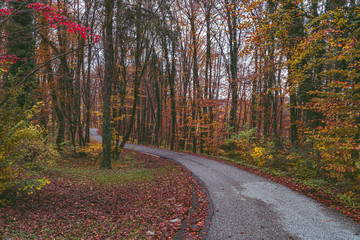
{"left": 1, "top": 0, "right": 360, "bottom": 215}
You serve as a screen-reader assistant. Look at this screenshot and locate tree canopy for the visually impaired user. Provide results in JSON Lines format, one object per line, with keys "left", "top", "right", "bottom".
{"left": 1, "top": 0, "right": 360, "bottom": 204}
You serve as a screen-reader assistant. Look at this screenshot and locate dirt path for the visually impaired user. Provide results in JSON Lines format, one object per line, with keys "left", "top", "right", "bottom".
{"left": 91, "top": 129, "right": 360, "bottom": 240}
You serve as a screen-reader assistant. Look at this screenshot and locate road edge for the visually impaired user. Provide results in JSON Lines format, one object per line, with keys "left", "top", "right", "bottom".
{"left": 94, "top": 128, "right": 214, "bottom": 239}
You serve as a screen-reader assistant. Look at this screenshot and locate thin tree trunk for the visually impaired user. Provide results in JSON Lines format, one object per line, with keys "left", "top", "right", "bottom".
{"left": 154, "top": 69, "right": 162, "bottom": 147}
{"left": 189, "top": 4, "right": 200, "bottom": 153}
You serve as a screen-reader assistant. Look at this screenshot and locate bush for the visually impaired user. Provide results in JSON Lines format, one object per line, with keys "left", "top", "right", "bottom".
{"left": 251, "top": 146, "right": 274, "bottom": 166}
{"left": 78, "top": 140, "right": 103, "bottom": 161}
{"left": 223, "top": 124, "right": 257, "bottom": 161}
{"left": 285, "top": 150, "right": 323, "bottom": 179}
{"left": 0, "top": 94, "right": 58, "bottom": 203}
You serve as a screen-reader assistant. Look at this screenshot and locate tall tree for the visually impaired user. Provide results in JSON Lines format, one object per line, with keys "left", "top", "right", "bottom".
{"left": 225, "top": 0, "right": 240, "bottom": 131}
{"left": 119, "top": 0, "right": 150, "bottom": 150}
{"left": 6, "top": 0, "right": 37, "bottom": 108}
{"left": 284, "top": 0, "right": 305, "bottom": 148}
{"left": 101, "top": 0, "right": 114, "bottom": 169}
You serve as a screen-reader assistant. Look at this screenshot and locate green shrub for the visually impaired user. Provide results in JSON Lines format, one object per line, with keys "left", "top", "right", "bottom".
{"left": 0, "top": 89, "right": 58, "bottom": 203}
{"left": 286, "top": 150, "right": 323, "bottom": 179}
{"left": 223, "top": 124, "right": 257, "bottom": 161}
{"left": 121, "top": 152, "right": 136, "bottom": 163}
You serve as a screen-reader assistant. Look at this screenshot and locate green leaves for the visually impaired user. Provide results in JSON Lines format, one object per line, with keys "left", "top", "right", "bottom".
{"left": 0, "top": 86, "right": 57, "bottom": 202}
{"left": 290, "top": 6, "right": 360, "bottom": 185}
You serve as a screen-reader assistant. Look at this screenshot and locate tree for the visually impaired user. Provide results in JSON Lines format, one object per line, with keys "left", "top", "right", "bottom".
{"left": 101, "top": 0, "right": 114, "bottom": 169}
{"left": 291, "top": 5, "right": 360, "bottom": 184}
{"left": 0, "top": 0, "right": 97, "bottom": 199}
{"left": 1, "top": 1, "right": 99, "bottom": 147}
{"left": 5, "top": 0, "right": 37, "bottom": 108}
{"left": 225, "top": 0, "right": 240, "bottom": 131}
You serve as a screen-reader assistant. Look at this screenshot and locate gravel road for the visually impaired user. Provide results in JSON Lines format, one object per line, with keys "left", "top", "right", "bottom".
{"left": 90, "top": 129, "right": 360, "bottom": 240}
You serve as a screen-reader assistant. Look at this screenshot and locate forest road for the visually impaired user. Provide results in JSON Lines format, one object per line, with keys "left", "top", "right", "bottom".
{"left": 90, "top": 129, "right": 360, "bottom": 240}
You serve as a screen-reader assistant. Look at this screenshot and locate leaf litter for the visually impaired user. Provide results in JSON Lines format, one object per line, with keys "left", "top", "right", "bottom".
{"left": 0, "top": 149, "right": 208, "bottom": 239}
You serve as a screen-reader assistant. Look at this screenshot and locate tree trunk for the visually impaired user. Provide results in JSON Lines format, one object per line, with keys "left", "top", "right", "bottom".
{"left": 226, "top": 0, "right": 239, "bottom": 131}
{"left": 101, "top": 0, "right": 114, "bottom": 169}
{"left": 189, "top": 4, "right": 200, "bottom": 153}
{"left": 154, "top": 69, "right": 162, "bottom": 147}
{"left": 120, "top": 0, "right": 145, "bottom": 150}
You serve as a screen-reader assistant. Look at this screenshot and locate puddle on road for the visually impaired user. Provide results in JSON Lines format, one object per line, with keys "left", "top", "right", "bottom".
{"left": 241, "top": 182, "right": 360, "bottom": 239}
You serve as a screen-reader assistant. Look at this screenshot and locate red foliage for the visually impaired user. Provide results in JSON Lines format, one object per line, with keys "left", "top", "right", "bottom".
{"left": 0, "top": 8, "right": 12, "bottom": 16}
{"left": 0, "top": 55, "right": 25, "bottom": 64}
{"left": 0, "top": 1, "right": 100, "bottom": 42}
{"left": 27, "top": 2, "right": 99, "bottom": 41}
{"left": 0, "top": 55, "right": 28, "bottom": 68}
{"left": 0, "top": 2, "right": 100, "bottom": 70}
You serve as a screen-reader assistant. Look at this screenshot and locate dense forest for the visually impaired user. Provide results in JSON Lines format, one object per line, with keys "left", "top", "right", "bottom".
{"left": 1, "top": 0, "right": 360, "bottom": 207}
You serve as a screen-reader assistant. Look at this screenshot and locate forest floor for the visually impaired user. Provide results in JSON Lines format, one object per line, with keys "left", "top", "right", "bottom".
{"left": 0, "top": 148, "right": 207, "bottom": 239}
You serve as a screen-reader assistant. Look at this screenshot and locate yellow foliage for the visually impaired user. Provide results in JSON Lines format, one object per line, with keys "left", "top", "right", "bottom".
{"left": 0, "top": 100, "right": 56, "bottom": 201}
{"left": 251, "top": 146, "right": 273, "bottom": 166}
{"left": 79, "top": 140, "right": 103, "bottom": 159}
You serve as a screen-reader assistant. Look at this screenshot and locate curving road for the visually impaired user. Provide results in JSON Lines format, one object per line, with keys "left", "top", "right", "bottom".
{"left": 90, "top": 129, "right": 360, "bottom": 240}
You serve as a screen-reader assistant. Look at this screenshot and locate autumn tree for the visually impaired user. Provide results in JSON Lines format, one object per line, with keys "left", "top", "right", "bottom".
{"left": 5, "top": 0, "right": 37, "bottom": 108}
{"left": 291, "top": 4, "right": 360, "bottom": 185}
{"left": 0, "top": 0, "right": 96, "bottom": 200}
{"left": 225, "top": 0, "right": 240, "bottom": 131}
{"left": 101, "top": 0, "right": 114, "bottom": 169}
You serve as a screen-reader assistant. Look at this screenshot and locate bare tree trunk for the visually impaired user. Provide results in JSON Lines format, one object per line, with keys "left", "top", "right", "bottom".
{"left": 226, "top": 0, "right": 239, "bottom": 131}
{"left": 101, "top": 0, "right": 114, "bottom": 169}
{"left": 169, "top": 51, "right": 177, "bottom": 150}
{"left": 250, "top": 49, "right": 258, "bottom": 129}
{"left": 84, "top": 42, "right": 92, "bottom": 144}
{"left": 189, "top": 3, "right": 200, "bottom": 153}
{"left": 75, "top": 39, "right": 85, "bottom": 146}
{"left": 120, "top": 0, "right": 146, "bottom": 150}
{"left": 202, "top": 0, "right": 213, "bottom": 152}
{"left": 154, "top": 67, "right": 162, "bottom": 147}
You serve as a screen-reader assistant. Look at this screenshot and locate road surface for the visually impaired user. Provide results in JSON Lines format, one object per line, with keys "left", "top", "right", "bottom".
{"left": 90, "top": 129, "right": 360, "bottom": 240}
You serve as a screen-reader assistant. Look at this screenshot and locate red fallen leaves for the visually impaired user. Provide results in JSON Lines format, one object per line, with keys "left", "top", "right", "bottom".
{"left": 0, "top": 149, "right": 206, "bottom": 239}
{"left": 182, "top": 176, "right": 209, "bottom": 240}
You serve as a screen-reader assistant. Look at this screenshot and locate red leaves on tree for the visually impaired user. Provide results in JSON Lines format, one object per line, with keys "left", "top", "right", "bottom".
{"left": 27, "top": 2, "right": 98, "bottom": 41}
{"left": 0, "top": 2, "right": 100, "bottom": 68}
{"left": 0, "top": 55, "right": 27, "bottom": 68}
{"left": 0, "top": 55, "right": 19, "bottom": 64}
{"left": 0, "top": 8, "right": 12, "bottom": 16}
{"left": 0, "top": 2, "right": 99, "bottom": 42}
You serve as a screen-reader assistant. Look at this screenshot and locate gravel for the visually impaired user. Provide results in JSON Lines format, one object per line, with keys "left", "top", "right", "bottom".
{"left": 90, "top": 129, "right": 360, "bottom": 240}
